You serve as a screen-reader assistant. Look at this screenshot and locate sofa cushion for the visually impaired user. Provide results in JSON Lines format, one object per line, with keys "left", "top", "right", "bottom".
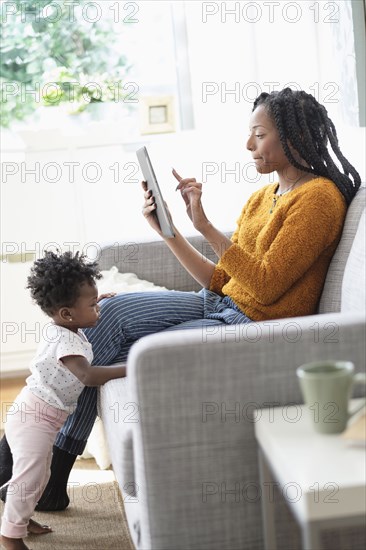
{"left": 318, "top": 186, "right": 366, "bottom": 313}
{"left": 341, "top": 208, "right": 366, "bottom": 312}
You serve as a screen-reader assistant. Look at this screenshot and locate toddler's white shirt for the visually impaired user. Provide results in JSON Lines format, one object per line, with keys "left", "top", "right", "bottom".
{"left": 26, "top": 324, "right": 93, "bottom": 413}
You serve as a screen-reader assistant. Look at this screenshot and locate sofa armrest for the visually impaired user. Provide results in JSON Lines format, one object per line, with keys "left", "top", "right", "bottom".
{"left": 98, "top": 233, "right": 232, "bottom": 291}
{"left": 124, "top": 311, "right": 366, "bottom": 550}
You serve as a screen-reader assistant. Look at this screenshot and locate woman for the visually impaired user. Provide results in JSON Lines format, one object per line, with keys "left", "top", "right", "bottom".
{"left": 0, "top": 88, "right": 361, "bottom": 511}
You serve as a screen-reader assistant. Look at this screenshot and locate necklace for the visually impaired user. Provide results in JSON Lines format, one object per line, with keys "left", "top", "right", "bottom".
{"left": 269, "top": 174, "right": 305, "bottom": 214}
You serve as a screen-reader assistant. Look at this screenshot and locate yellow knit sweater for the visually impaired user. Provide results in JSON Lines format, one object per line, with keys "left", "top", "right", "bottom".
{"left": 209, "top": 177, "right": 347, "bottom": 321}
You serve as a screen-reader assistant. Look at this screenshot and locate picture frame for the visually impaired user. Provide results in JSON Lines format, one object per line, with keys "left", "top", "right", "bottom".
{"left": 140, "top": 96, "right": 175, "bottom": 134}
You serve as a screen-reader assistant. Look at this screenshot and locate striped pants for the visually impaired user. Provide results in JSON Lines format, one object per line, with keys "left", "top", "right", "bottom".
{"left": 55, "top": 288, "right": 252, "bottom": 454}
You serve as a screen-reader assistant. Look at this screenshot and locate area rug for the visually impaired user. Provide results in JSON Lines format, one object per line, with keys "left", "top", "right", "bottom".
{"left": 0, "top": 458, "right": 134, "bottom": 550}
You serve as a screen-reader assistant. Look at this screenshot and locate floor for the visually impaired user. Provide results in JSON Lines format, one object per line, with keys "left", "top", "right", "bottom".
{"left": 0, "top": 381, "right": 133, "bottom": 548}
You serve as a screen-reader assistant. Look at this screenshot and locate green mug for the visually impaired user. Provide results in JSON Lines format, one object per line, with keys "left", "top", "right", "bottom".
{"left": 296, "top": 361, "right": 366, "bottom": 434}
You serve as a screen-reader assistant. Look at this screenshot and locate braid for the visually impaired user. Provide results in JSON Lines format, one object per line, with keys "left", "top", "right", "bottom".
{"left": 253, "top": 88, "right": 361, "bottom": 205}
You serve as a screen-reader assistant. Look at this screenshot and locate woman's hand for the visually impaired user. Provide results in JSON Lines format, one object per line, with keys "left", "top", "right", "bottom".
{"left": 141, "top": 180, "right": 174, "bottom": 237}
{"left": 173, "top": 169, "right": 210, "bottom": 231}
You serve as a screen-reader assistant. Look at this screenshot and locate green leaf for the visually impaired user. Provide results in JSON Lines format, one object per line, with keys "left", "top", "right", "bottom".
{"left": 1, "top": 0, "right": 133, "bottom": 127}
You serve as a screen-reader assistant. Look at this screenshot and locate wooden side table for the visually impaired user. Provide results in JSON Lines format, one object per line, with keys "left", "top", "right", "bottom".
{"left": 254, "top": 401, "right": 366, "bottom": 550}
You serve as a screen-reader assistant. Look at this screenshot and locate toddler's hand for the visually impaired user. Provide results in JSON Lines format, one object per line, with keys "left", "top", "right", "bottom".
{"left": 97, "top": 292, "right": 117, "bottom": 302}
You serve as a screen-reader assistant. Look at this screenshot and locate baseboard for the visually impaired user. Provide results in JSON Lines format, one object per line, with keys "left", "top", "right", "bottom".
{"left": 0, "top": 350, "right": 34, "bottom": 378}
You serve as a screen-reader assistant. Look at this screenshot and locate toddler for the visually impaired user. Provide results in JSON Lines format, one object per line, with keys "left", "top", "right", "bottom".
{"left": 0, "top": 251, "right": 125, "bottom": 550}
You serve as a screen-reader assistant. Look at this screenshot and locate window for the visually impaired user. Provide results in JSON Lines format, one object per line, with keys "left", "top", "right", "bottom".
{"left": 1, "top": 0, "right": 194, "bottom": 137}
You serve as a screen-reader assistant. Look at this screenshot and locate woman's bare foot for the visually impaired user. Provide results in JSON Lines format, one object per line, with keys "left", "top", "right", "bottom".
{"left": 27, "top": 519, "right": 52, "bottom": 535}
{"left": 0, "top": 534, "right": 30, "bottom": 549}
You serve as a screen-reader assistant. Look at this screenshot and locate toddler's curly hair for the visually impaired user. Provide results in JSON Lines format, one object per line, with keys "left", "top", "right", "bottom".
{"left": 27, "top": 250, "right": 102, "bottom": 316}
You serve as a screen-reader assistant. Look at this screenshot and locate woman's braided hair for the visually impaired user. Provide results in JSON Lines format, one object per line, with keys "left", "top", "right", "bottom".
{"left": 253, "top": 88, "right": 361, "bottom": 205}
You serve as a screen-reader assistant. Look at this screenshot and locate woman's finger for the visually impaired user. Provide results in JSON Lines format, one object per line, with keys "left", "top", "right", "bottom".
{"left": 176, "top": 178, "right": 198, "bottom": 191}
{"left": 143, "top": 195, "right": 156, "bottom": 210}
{"left": 179, "top": 178, "right": 197, "bottom": 186}
{"left": 141, "top": 180, "right": 148, "bottom": 191}
{"left": 181, "top": 182, "right": 202, "bottom": 191}
{"left": 142, "top": 203, "right": 157, "bottom": 217}
{"left": 181, "top": 186, "right": 202, "bottom": 198}
{"left": 172, "top": 168, "right": 182, "bottom": 182}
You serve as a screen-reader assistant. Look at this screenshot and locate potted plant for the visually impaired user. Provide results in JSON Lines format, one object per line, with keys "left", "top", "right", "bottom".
{"left": 0, "top": 0, "right": 132, "bottom": 129}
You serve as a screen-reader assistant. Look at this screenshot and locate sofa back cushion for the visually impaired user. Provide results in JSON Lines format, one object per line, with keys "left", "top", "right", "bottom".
{"left": 341, "top": 208, "right": 366, "bottom": 313}
{"left": 318, "top": 186, "right": 366, "bottom": 313}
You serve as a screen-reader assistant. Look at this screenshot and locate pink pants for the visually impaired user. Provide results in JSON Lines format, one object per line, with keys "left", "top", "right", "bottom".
{"left": 1, "top": 387, "right": 68, "bottom": 539}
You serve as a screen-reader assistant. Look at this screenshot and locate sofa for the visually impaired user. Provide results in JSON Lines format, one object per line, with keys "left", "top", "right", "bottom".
{"left": 98, "top": 186, "right": 365, "bottom": 550}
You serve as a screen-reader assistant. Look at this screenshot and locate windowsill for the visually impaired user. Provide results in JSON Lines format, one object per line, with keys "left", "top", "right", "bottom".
{"left": 1, "top": 122, "right": 197, "bottom": 153}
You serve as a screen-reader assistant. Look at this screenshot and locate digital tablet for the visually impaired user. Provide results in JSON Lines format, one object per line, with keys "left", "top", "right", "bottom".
{"left": 136, "top": 146, "right": 175, "bottom": 238}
